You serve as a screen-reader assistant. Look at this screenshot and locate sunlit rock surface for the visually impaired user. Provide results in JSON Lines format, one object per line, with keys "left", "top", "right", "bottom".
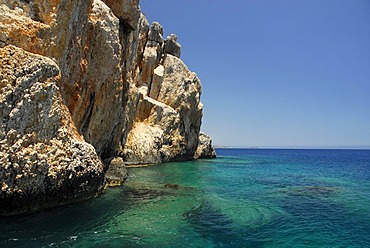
{"left": 0, "top": 45, "right": 104, "bottom": 216}
{"left": 0, "top": 0, "right": 215, "bottom": 215}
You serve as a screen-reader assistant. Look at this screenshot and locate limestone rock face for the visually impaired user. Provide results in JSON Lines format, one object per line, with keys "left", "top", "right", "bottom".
{"left": 0, "top": 0, "right": 215, "bottom": 214}
{"left": 123, "top": 96, "right": 183, "bottom": 164}
{"left": 0, "top": 3, "right": 53, "bottom": 55}
{"left": 101, "top": 0, "right": 140, "bottom": 29}
{"left": 195, "top": 133, "right": 217, "bottom": 159}
{"left": 158, "top": 55, "right": 203, "bottom": 155}
{"left": 0, "top": 0, "right": 212, "bottom": 163}
{"left": 60, "top": 0, "right": 125, "bottom": 158}
{"left": 137, "top": 22, "right": 163, "bottom": 87}
{"left": 0, "top": 0, "right": 127, "bottom": 158}
{"left": 0, "top": 45, "right": 105, "bottom": 216}
{"left": 0, "top": 1, "right": 116, "bottom": 157}
{"left": 0, "top": 0, "right": 59, "bottom": 25}
{"left": 122, "top": 54, "right": 203, "bottom": 164}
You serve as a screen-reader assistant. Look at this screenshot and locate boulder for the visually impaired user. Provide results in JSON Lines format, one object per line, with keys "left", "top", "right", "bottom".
{"left": 105, "top": 157, "right": 128, "bottom": 187}
{"left": 195, "top": 132, "right": 217, "bottom": 159}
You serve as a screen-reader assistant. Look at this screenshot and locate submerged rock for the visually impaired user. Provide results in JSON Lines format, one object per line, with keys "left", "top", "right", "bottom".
{"left": 287, "top": 186, "right": 340, "bottom": 197}
{"left": 164, "top": 184, "right": 180, "bottom": 190}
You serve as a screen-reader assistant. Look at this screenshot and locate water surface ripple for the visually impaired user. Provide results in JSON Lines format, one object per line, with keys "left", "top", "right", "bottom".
{"left": 1, "top": 149, "right": 369, "bottom": 247}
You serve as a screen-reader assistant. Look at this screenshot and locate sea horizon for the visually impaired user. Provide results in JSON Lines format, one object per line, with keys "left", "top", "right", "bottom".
{"left": 214, "top": 146, "right": 370, "bottom": 150}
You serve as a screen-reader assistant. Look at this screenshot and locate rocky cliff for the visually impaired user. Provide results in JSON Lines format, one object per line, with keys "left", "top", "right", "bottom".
{"left": 0, "top": 0, "right": 215, "bottom": 215}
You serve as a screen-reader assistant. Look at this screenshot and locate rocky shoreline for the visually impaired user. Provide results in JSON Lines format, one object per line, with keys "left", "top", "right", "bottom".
{"left": 0, "top": 0, "right": 215, "bottom": 216}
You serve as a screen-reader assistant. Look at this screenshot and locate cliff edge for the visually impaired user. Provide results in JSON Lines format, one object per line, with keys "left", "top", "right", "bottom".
{"left": 0, "top": 0, "right": 215, "bottom": 215}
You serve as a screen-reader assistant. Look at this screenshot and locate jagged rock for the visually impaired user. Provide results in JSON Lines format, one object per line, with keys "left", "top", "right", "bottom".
{"left": 148, "top": 22, "right": 164, "bottom": 45}
{"left": 0, "top": 0, "right": 214, "bottom": 215}
{"left": 0, "top": 0, "right": 125, "bottom": 158}
{"left": 136, "top": 22, "right": 165, "bottom": 88}
{"left": 164, "top": 34, "right": 181, "bottom": 58}
{"left": 195, "top": 133, "right": 217, "bottom": 159}
{"left": 157, "top": 55, "right": 203, "bottom": 155}
{"left": 0, "top": 45, "right": 105, "bottom": 216}
{"left": 122, "top": 13, "right": 149, "bottom": 82}
{"left": 123, "top": 55, "right": 203, "bottom": 164}
{"left": 123, "top": 95, "right": 183, "bottom": 164}
{"left": 1, "top": 0, "right": 205, "bottom": 164}
{"left": 62, "top": 0, "right": 126, "bottom": 158}
{"left": 139, "top": 45, "right": 161, "bottom": 86}
{"left": 58, "top": 0, "right": 149, "bottom": 158}
{"left": 105, "top": 157, "right": 128, "bottom": 187}
{"left": 136, "top": 21, "right": 164, "bottom": 87}
{"left": 149, "top": 65, "right": 164, "bottom": 99}
{"left": 101, "top": 0, "right": 140, "bottom": 29}
{"left": 123, "top": 122, "right": 165, "bottom": 165}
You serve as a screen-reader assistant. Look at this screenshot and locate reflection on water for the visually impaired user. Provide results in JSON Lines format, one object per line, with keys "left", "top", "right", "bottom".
{"left": 1, "top": 149, "right": 370, "bottom": 247}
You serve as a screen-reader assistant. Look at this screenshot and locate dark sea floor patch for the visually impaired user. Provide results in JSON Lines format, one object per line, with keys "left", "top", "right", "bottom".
{"left": 279, "top": 185, "right": 341, "bottom": 198}
{"left": 184, "top": 201, "right": 273, "bottom": 248}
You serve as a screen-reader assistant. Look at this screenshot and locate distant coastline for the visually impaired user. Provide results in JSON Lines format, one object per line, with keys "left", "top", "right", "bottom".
{"left": 214, "top": 146, "right": 370, "bottom": 150}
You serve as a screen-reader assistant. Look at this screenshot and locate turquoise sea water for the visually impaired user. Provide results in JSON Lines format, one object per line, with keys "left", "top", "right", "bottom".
{"left": 1, "top": 149, "right": 370, "bottom": 247}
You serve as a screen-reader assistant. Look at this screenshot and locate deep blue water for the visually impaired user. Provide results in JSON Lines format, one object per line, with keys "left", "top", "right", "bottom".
{"left": 1, "top": 149, "right": 369, "bottom": 247}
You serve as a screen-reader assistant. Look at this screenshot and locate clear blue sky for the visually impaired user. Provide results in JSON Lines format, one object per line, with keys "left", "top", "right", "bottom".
{"left": 140, "top": 0, "right": 370, "bottom": 148}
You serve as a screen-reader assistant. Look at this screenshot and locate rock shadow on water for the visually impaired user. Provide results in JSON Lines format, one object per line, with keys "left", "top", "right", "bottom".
{"left": 0, "top": 185, "right": 176, "bottom": 247}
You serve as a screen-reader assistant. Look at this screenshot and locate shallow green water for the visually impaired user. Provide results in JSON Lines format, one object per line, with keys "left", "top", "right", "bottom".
{"left": 1, "top": 149, "right": 369, "bottom": 247}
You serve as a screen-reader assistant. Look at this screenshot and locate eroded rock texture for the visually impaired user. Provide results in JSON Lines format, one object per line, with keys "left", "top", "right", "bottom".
{"left": 122, "top": 54, "right": 203, "bottom": 164}
{"left": 0, "top": 0, "right": 215, "bottom": 215}
{"left": 0, "top": 45, "right": 104, "bottom": 216}
{"left": 195, "top": 133, "right": 217, "bottom": 159}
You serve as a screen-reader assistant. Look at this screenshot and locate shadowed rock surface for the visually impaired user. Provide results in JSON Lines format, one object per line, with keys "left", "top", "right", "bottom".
{"left": 164, "top": 34, "right": 181, "bottom": 58}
